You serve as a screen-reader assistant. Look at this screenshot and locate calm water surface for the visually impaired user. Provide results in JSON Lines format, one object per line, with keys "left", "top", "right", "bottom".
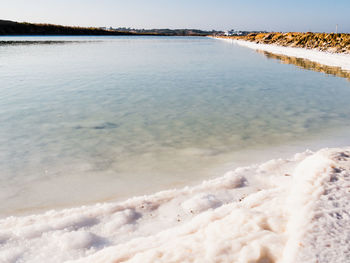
{"left": 1, "top": 36, "right": 350, "bottom": 215}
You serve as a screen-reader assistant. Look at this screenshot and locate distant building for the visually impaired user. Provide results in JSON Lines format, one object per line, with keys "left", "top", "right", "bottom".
{"left": 224, "top": 29, "right": 235, "bottom": 36}
{"left": 224, "top": 30, "right": 266, "bottom": 36}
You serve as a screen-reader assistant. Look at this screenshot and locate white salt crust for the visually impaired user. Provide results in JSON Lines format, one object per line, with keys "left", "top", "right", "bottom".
{"left": 215, "top": 38, "right": 350, "bottom": 71}
{"left": 1, "top": 147, "right": 350, "bottom": 262}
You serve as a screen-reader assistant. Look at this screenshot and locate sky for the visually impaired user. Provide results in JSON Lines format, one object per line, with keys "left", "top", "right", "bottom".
{"left": 1, "top": 0, "right": 350, "bottom": 32}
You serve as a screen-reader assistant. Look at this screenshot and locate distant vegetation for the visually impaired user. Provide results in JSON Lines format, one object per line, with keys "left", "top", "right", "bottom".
{"left": 0, "top": 20, "right": 222, "bottom": 36}
{"left": 0, "top": 20, "right": 130, "bottom": 35}
{"left": 112, "top": 27, "right": 222, "bottom": 36}
{"left": 218, "top": 32, "right": 350, "bottom": 53}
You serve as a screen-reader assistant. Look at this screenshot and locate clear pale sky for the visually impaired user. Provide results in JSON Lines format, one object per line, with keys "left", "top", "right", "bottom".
{"left": 1, "top": 0, "right": 350, "bottom": 32}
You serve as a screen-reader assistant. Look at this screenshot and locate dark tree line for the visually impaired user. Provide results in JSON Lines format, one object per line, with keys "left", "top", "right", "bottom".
{"left": 0, "top": 20, "right": 221, "bottom": 36}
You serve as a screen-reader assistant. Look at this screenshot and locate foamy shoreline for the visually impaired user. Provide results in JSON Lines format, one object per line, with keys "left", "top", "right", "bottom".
{"left": 1, "top": 147, "right": 350, "bottom": 262}
{"left": 214, "top": 37, "right": 350, "bottom": 71}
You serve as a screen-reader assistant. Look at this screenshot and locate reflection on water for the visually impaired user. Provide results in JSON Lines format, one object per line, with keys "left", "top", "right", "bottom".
{"left": 258, "top": 50, "right": 350, "bottom": 81}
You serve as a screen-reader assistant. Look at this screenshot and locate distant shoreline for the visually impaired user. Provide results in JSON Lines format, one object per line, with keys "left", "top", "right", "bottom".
{"left": 213, "top": 35, "right": 350, "bottom": 71}
{"left": 0, "top": 19, "right": 216, "bottom": 36}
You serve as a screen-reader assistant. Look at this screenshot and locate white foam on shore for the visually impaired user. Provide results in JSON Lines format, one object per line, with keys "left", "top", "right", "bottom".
{"left": 215, "top": 38, "right": 350, "bottom": 71}
{"left": 1, "top": 147, "right": 350, "bottom": 262}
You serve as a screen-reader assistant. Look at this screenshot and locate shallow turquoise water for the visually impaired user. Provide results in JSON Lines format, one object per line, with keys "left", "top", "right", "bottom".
{"left": 1, "top": 36, "right": 350, "bottom": 215}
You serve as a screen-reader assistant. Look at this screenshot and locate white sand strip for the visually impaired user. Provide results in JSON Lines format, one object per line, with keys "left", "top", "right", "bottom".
{"left": 215, "top": 38, "right": 350, "bottom": 71}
